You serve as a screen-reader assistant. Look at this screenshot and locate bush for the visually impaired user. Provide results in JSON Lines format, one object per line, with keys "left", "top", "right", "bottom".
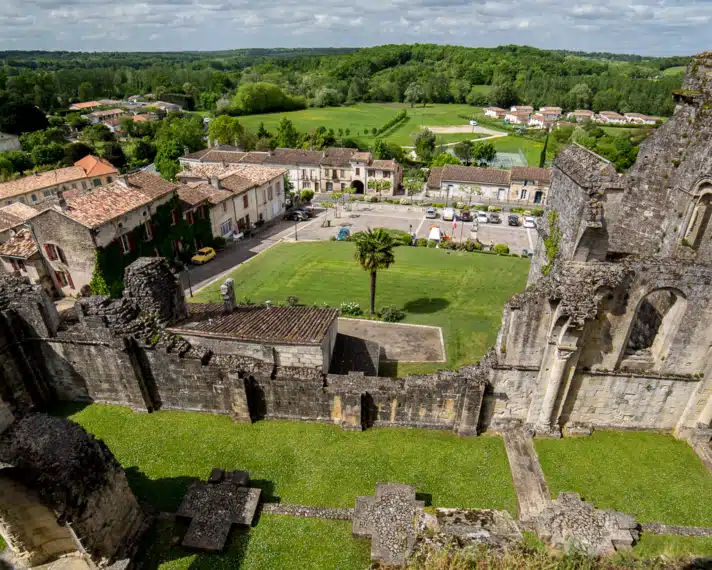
{"left": 400, "top": 197, "right": 409, "bottom": 204}
{"left": 368, "top": 196, "right": 379, "bottom": 203}
{"left": 493, "top": 244, "right": 510, "bottom": 255}
{"left": 380, "top": 306, "right": 405, "bottom": 322}
{"left": 329, "top": 236, "right": 337, "bottom": 241}
{"left": 286, "top": 295, "right": 300, "bottom": 306}
{"left": 212, "top": 236, "right": 227, "bottom": 250}
{"left": 427, "top": 239, "right": 438, "bottom": 248}
{"left": 433, "top": 202, "right": 446, "bottom": 208}
{"left": 441, "top": 240, "right": 457, "bottom": 250}
{"left": 376, "top": 228, "right": 412, "bottom": 246}
{"left": 530, "top": 207, "right": 545, "bottom": 217}
{"left": 300, "top": 189, "right": 315, "bottom": 202}
{"left": 464, "top": 239, "right": 483, "bottom": 252}
{"left": 340, "top": 301, "right": 363, "bottom": 316}
{"left": 487, "top": 206, "right": 502, "bottom": 212}
{"left": 416, "top": 238, "right": 428, "bottom": 247}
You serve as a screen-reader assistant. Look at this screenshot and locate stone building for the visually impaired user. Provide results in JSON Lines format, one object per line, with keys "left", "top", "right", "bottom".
{"left": 0, "top": 155, "right": 117, "bottom": 208}
{"left": 177, "top": 164, "right": 288, "bottom": 234}
{"left": 0, "top": 202, "right": 38, "bottom": 243}
{"left": 0, "top": 229, "right": 53, "bottom": 294}
{"left": 179, "top": 146, "right": 403, "bottom": 196}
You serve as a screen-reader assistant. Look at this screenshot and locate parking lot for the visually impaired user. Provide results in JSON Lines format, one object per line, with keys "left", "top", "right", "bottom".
{"left": 289, "top": 203, "right": 537, "bottom": 254}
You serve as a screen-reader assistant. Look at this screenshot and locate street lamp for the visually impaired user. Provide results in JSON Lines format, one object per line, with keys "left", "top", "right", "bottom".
{"left": 179, "top": 261, "right": 193, "bottom": 298}
{"left": 294, "top": 218, "right": 298, "bottom": 241}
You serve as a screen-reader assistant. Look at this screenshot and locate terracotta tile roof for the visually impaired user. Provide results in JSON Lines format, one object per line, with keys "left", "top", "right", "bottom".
{"left": 201, "top": 150, "right": 248, "bottom": 163}
{"left": 352, "top": 151, "right": 372, "bottom": 162}
{"left": 226, "top": 164, "right": 287, "bottom": 186}
{"left": 0, "top": 167, "right": 88, "bottom": 201}
{"left": 599, "top": 111, "right": 625, "bottom": 119}
{"left": 74, "top": 155, "right": 118, "bottom": 177}
{"left": 484, "top": 107, "right": 506, "bottom": 112}
{"left": 60, "top": 172, "right": 176, "bottom": 228}
{"left": 0, "top": 228, "right": 38, "bottom": 259}
{"left": 70, "top": 101, "right": 99, "bottom": 110}
{"left": 427, "top": 167, "right": 443, "bottom": 189}
{"left": 88, "top": 108, "right": 124, "bottom": 118}
{"left": 320, "top": 147, "right": 357, "bottom": 166}
{"left": 0, "top": 202, "right": 39, "bottom": 232}
{"left": 371, "top": 160, "right": 397, "bottom": 171}
{"left": 441, "top": 165, "right": 510, "bottom": 185}
{"left": 510, "top": 167, "right": 552, "bottom": 184}
{"left": 263, "top": 148, "right": 323, "bottom": 166}
{"left": 219, "top": 174, "right": 255, "bottom": 194}
{"left": 178, "top": 183, "right": 233, "bottom": 207}
{"left": 177, "top": 164, "right": 237, "bottom": 180}
{"left": 132, "top": 115, "right": 149, "bottom": 122}
{"left": 571, "top": 110, "right": 595, "bottom": 116}
{"left": 183, "top": 148, "right": 212, "bottom": 160}
{"left": 512, "top": 106, "right": 533, "bottom": 112}
{"left": 539, "top": 107, "right": 562, "bottom": 112}
{"left": 240, "top": 151, "right": 269, "bottom": 164}
{"left": 169, "top": 303, "right": 339, "bottom": 345}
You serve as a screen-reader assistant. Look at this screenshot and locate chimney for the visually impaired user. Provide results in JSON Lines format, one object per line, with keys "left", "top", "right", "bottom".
{"left": 210, "top": 176, "right": 221, "bottom": 190}
{"left": 57, "top": 190, "right": 68, "bottom": 210}
{"left": 220, "top": 278, "right": 236, "bottom": 313}
{"left": 117, "top": 174, "right": 130, "bottom": 188}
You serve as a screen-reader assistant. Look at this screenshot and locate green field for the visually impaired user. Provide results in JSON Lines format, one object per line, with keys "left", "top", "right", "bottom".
{"left": 535, "top": 431, "right": 712, "bottom": 527}
{"left": 663, "top": 66, "right": 686, "bottom": 76}
{"left": 236, "top": 101, "right": 498, "bottom": 147}
{"left": 190, "top": 242, "right": 530, "bottom": 376}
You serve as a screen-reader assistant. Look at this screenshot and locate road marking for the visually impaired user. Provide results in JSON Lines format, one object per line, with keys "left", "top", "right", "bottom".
{"left": 527, "top": 228, "right": 535, "bottom": 250}
{"left": 415, "top": 215, "right": 427, "bottom": 236}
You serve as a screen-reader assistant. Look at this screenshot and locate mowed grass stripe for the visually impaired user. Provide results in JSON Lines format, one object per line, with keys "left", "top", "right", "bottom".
{"left": 190, "top": 242, "right": 530, "bottom": 375}
{"left": 63, "top": 404, "right": 518, "bottom": 515}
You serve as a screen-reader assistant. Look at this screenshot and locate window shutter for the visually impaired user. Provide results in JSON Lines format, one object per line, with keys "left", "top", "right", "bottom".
{"left": 44, "top": 244, "right": 54, "bottom": 259}
{"left": 54, "top": 271, "right": 63, "bottom": 286}
{"left": 57, "top": 247, "right": 67, "bottom": 264}
{"left": 66, "top": 272, "right": 75, "bottom": 290}
{"left": 128, "top": 232, "right": 136, "bottom": 252}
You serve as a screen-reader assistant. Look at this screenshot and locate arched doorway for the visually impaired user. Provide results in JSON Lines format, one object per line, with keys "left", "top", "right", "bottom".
{"left": 351, "top": 180, "right": 364, "bottom": 194}
{"left": 684, "top": 189, "right": 712, "bottom": 249}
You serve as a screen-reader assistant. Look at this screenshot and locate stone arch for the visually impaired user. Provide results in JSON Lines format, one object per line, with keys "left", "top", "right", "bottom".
{"left": 0, "top": 471, "right": 77, "bottom": 568}
{"left": 682, "top": 181, "right": 712, "bottom": 249}
{"left": 618, "top": 287, "right": 687, "bottom": 370}
{"left": 351, "top": 180, "right": 364, "bottom": 194}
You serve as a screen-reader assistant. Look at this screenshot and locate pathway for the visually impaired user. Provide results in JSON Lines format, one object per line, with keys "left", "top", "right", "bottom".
{"left": 503, "top": 430, "right": 551, "bottom": 521}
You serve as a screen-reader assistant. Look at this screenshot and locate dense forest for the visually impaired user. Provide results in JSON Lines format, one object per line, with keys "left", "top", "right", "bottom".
{"left": 0, "top": 44, "right": 688, "bottom": 128}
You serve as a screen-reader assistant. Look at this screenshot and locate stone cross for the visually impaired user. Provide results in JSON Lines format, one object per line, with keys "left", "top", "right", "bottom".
{"left": 352, "top": 483, "right": 425, "bottom": 566}
{"left": 176, "top": 468, "right": 260, "bottom": 552}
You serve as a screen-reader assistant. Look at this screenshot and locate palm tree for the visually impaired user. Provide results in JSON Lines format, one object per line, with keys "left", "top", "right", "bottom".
{"left": 353, "top": 228, "right": 396, "bottom": 315}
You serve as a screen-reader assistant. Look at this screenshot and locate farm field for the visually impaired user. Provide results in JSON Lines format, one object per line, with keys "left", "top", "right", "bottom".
{"left": 189, "top": 242, "right": 531, "bottom": 376}
{"left": 236, "top": 101, "right": 499, "bottom": 147}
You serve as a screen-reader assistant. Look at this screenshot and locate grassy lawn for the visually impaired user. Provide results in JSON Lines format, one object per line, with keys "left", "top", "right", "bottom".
{"left": 662, "top": 66, "right": 686, "bottom": 76}
{"left": 137, "top": 516, "right": 370, "bottom": 570}
{"left": 236, "top": 101, "right": 499, "bottom": 147}
{"left": 629, "top": 534, "right": 712, "bottom": 560}
{"left": 64, "top": 404, "right": 518, "bottom": 514}
{"left": 535, "top": 431, "right": 712, "bottom": 526}
{"left": 491, "top": 136, "right": 544, "bottom": 166}
{"left": 190, "top": 242, "right": 530, "bottom": 376}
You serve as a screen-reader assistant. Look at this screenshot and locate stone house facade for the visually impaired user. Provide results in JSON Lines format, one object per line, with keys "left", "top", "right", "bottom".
{"left": 0, "top": 228, "right": 53, "bottom": 294}
{"left": 508, "top": 167, "right": 551, "bottom": 205}
{"left": 0, "top": 155, "right": 118, "bottom": 207}
{"left": 177, "top": 163, "right": 288, "bottom": 234}
{"left": 0, "top": 202, "right": 38, "bottom": 243}
{"left": 28, "top": 172, "right": 177, "bottom": 296}
{"left": 180, "top": 146, "right": 403, "bottom": 196}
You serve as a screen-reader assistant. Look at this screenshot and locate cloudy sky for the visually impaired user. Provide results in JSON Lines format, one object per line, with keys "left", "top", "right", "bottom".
{"left": 1, "top": 0, "right": 709, "bottom": 55}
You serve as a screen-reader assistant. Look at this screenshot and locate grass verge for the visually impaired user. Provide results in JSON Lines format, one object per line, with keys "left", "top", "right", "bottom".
{"left": 63, "top": 404, "right": 518, "bottom": 514}
{"left": 189, "top": 242, "right": 529, "bottom": 376}
{"left": 535, "top": 430, "right": 712, "bottom": 526}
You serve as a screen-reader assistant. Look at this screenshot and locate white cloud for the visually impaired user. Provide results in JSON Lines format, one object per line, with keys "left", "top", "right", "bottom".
{"left": 0, "top": 0, "right": 709, "bottom": 54}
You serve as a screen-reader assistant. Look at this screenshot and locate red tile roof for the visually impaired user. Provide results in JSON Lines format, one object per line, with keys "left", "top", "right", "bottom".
{"left": 441, "top": 165, "right": 511, "bottom": 185}
{"left": 510, "top": 167, "right": 552, "bottom": 184}
{"left": 74, "top": 155, "right": 118, "bottom": 177}
{"left": 0, "top": 228, "right": 38, "bottom": 259}
{"left": 0, "top": 202, "right": 39, "bottom": 232}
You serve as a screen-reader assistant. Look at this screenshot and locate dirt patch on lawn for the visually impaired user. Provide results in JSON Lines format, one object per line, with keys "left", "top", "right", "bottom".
{"left": 427, "top": 124, "right": 505, "bottom": 136}
{"left": 337, "top": 318, "right": 445, "bottom": 362}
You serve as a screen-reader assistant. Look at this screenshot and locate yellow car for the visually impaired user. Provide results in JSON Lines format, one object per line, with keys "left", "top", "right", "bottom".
{"left": 191, "top": 247, "right": 216, "bottom": 264}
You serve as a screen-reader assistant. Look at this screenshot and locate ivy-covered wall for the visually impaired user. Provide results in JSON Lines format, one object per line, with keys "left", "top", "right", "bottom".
{"left": 90, "top": 196, "right": 213, "bottom": 297}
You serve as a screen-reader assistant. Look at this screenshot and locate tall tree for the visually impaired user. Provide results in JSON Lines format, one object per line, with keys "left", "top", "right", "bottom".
{"left": 208, "top": 115, "right": 244, "bottom": 146}
{"left": 353, "top": 228, "right": 396, "bottom": 315}
{"left": 275, "top": 118, "right": 299, "bottom": 148}
{"left": 404, "top": 83, "right": 424, "bottom": 108}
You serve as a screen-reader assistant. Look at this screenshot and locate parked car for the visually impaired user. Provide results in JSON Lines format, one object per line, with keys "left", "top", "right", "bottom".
{"left": 425, "top": 207, "right": 437, "bottom": 219}
{"left": 295, "top": 207, "right": 314, "bottom": 218}
{"left": 191, "top": 247, "right": 216, "bottom": 265}
{"left": 284, "top": 211, "right": 308, "bottom": 221}
{"left": 477, "top": 211, "right": 489, "bottom": 224}
{"left": 508, "top": 214, "right": 520, "bottom": 227}
{"left": 458, "top": 210, "right": 473, "bottom": 222}
{"left": 489, "top": 213, "right": 502, "bottom": 224}
{"left": 469, "top": 119, "right": 478, "bottom": 126}
{"left": 231, "top": 230, "right": 245, "bottom": 242}
{"left": 523, "top": 216, "right": 537, "bottom": 228}
{"left": 337, "top": 227, "right": 351, "bottom": 241}
{"left": 442, "top": 207, "right": 455, "bottom": 221}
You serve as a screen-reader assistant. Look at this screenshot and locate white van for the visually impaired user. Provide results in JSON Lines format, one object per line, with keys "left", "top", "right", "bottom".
{"left": 442, "top": 207, "right": 455, "bottom": 221}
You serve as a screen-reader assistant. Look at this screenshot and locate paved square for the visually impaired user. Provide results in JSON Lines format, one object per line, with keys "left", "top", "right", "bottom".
{"left": 338, "top": 318, "right": 445, "bottom": 363}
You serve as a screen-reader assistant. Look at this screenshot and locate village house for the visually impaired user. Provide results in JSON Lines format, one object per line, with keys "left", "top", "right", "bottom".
{"left": 483, "top": 107, "right": 507, "bottom": 119}
{"left": 537, "top": 107, "right": 563, "bottom": 120}
{"left": 0, "top": 228, "right": 53, "bottom": 292}
{"left": 510, "top": 105, "right": 534, "bottom": 113}
{"left": 28, "top": 172, "right": 178, "bottom": 297}
{"left": 428, "top": 164, "right": 552, "bottom": 205}
{"left": 528, "top": 113, "right": 554, "bottom": 130}
{"left": 624, "top": 113, "right": 661, "bottom": 125}
{"left": 0, "top": 132, "right": 21, "bottom": 153}
{"left": 180, "top": 146, "right": 403, "bottom": 195}
{"left": 0, "top": 155, "right": 118, "bottom": 207}
{"left": 154, "top": 101, "right": 182, "bottom": 113}
{"left": 85, "top": 109, "right": 124, "bottom": 124}
{"left": 504, "top": 110, "right": 532, "bottom": 125}
{"left": 596, "top": 111, "right": 627, "bottom": 124}
{"left": 177, "top": 163, "right": 288, "bottom": 234}
{"left": 69, "top": 101, "right": 100, "bottom": 111}
{"left": 567, "top": 110, "right": 596, "bottom": 122}
{"left": 0, "top": 202, "right": 37, "bottom": 243}
{"left": 508, "top": 166, "right": 551, "bottom": 205}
